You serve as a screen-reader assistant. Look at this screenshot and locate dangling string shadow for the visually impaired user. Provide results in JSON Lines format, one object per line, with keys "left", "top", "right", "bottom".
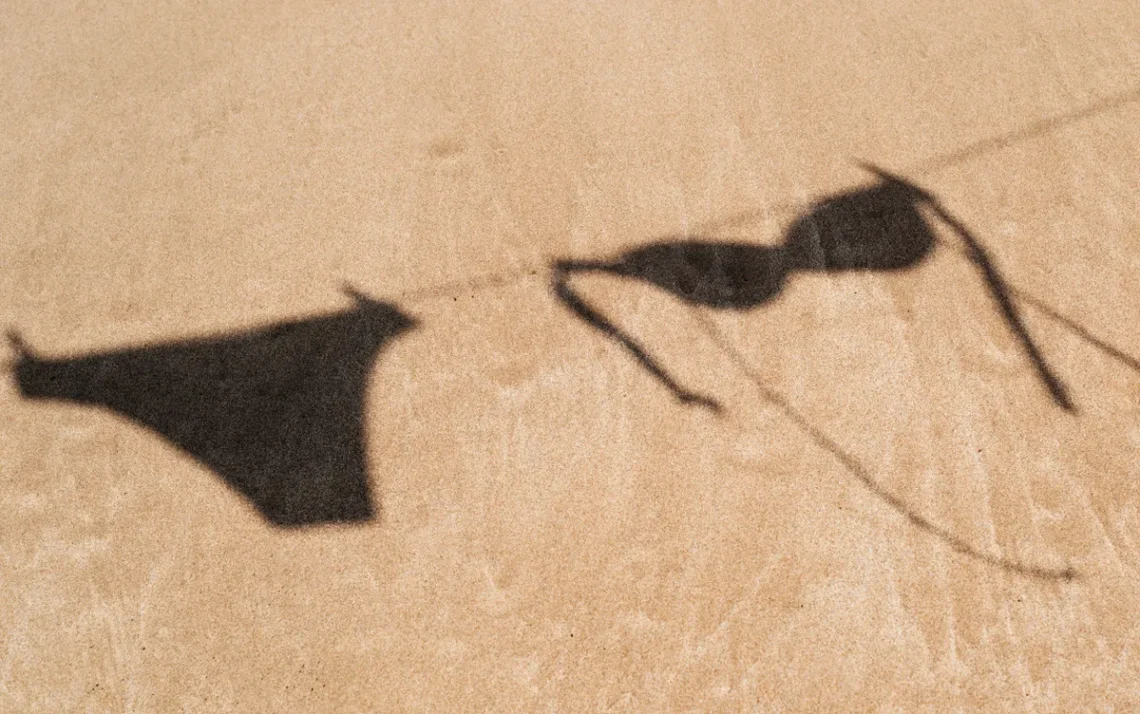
{"left": 688, "top": 308, "right": 1076, "bottom": 581}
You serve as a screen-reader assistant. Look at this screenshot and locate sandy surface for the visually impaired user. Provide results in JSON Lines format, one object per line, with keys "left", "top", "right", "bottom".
{"left": 3, "top": 1, "right": 1140, "bottom": 711}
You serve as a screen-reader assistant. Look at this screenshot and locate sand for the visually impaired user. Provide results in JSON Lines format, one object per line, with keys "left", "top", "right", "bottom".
{"left": 3, "top": 1, "right": 1140, "bottom": 711}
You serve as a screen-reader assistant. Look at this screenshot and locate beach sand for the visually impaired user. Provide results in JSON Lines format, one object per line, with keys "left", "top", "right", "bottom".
{"left": 3, "top": 1, "right": 1140, "bottom": 710}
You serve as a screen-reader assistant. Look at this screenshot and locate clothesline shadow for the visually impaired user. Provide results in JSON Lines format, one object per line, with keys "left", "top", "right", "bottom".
{"left": 7, "top": 286, "right": 416, "bottom": 528}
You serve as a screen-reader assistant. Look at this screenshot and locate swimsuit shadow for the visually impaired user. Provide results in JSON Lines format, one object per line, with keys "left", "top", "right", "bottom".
{"left": 8, "top": 287, "right": 417, "bottom": 527}
{"left": 552, "top": 164, "right": 1073, "bottom": 412}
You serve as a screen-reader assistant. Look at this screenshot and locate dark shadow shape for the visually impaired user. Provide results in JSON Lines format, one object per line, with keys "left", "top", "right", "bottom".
{"left": 552, "top": 165, "right": 1074, "bottom": 412}
{"left": 7, "top": 287, "right": 416, "bottom": 527}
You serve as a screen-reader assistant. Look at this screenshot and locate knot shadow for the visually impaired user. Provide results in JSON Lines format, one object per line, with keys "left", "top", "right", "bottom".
{"left": 8, "top": 286, "right": 417, "bottom": 528}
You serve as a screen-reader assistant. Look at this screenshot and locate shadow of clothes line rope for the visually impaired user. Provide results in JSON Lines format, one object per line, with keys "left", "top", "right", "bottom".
{"left": 695, "top": 85, "right": 1140, "bottom": 238}
{"left": 387, "top": 87, "right": 1140, "bottom": 377}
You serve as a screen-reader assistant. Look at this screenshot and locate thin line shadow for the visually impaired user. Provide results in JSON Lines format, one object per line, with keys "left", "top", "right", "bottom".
{"left": 1012, "top": 291, "right": 1140, "bottom": 374}
{"left": 394, "top": 266, "right": 543, "bottom": 304}
{"left": 913, "top": 86, "right": 1140, "bottom": 175}
{"left": 689, "top": 310, "right": 1077, "bottom": 582}
{"left": 923, "top": 197, "right": 1074, "bottom": 409}
{"left": 362, "top": 89, "right": 1140, "bottom": 388}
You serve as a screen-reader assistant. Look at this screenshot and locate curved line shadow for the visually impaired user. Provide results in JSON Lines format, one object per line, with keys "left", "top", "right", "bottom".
{"left": 8, "top": 287, "right": 417, "bottom": 528}
{"left": 690, "top": 310, "right": 1076, "bottom": 581}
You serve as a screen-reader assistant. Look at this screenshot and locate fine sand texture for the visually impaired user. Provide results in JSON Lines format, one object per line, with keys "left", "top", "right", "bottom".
{"left": 3, "top": 1, "right": 1140, "bottom": 711}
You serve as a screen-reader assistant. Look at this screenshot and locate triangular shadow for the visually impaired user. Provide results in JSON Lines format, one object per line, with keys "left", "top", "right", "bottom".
{"left": 9, "top": 288, "right": 417, "bottom": 527}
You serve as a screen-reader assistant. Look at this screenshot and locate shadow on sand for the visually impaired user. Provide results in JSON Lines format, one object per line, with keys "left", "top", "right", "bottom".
{"left": 552, "top": 165, "right": 1079, "bottom": 580}
{"left": 8, "top": 287, "right": 416, "bottom": 527}
{"left": 552, "top": 164, "right": 1074, "bottom": 413}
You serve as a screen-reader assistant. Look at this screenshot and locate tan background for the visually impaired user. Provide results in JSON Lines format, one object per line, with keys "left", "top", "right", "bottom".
{"left": 3, "top": 0, "right": 1140, "bottom": 711}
